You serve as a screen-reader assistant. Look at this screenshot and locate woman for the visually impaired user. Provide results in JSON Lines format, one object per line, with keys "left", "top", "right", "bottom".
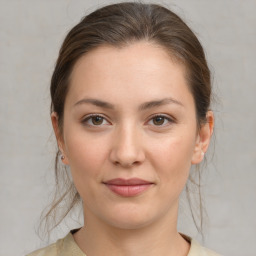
{"left": 28, "top": 2, "right": 220, "bottom": 255}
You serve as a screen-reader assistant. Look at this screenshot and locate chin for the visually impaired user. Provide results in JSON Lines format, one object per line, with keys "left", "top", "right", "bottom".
{"left": 101, "top": 206, "right": 159, "bottom": 230}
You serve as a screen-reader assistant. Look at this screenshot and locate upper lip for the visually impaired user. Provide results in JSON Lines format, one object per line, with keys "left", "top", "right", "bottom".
{"left": 103, "top": 178, "right": 153, "bottom": 186}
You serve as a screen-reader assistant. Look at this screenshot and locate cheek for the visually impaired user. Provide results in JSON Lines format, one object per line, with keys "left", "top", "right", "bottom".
{"left": 149, "top": 133, "right": 195, "bottom": 188}
{"left": 64, "top": 128, "right": 109, "bottom": 181}
{"left": 63, "top": 130, "right": 111, "bottom": 201}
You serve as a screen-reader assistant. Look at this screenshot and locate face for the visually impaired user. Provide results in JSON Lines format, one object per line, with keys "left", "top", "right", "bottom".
{"left": 52, "top": 41, "right": 213, "bottom": 230}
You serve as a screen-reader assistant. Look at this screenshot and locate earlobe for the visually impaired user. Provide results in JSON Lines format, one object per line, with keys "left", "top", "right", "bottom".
{"left": 191, "top": 111, "right": 214, "bottom": 165}
{"left": 51, "top": 112, "right": 69, "bottom": 165}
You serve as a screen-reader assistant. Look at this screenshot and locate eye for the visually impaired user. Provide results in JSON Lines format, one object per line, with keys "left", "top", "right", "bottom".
{"left": 81, "top": 114, "right": 110, "bottom": 127}
{"left": 148, "top": 115, "right": 174, "bottom": 127}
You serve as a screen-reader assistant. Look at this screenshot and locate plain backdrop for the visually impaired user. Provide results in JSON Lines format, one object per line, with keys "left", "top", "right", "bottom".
{"left": 0, "top": 0, "right": 255, "bottom": 255}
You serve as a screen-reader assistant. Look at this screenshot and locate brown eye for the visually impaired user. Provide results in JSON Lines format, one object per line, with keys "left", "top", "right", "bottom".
{"left": 91, "top": 116, "right": 104, "bottom": 125}
{"left": 148, "top": 115, "right": 174, "bottom": 127}
{"left": 153, "top": 116, "right": 165, "bottom": 125}
{"left": 82, "top": 114, "right": 109, "bottom": 127}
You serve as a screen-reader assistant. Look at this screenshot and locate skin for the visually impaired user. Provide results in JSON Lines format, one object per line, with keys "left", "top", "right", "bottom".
{"left": 52, "top": 41, "right": 214, "bottom": 256}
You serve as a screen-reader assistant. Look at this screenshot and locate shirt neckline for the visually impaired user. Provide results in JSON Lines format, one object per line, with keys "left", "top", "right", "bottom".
{"left": 63, "top": 229, "right": 201, "bottom": 256}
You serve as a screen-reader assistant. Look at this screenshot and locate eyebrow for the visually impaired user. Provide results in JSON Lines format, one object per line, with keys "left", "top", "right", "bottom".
{"left": 73, "top": 97, "right": 184, "bottom": 111}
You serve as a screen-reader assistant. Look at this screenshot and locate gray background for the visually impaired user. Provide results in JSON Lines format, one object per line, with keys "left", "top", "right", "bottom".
{"left": 0, "top": 0, "right": 255, "bottom": 255}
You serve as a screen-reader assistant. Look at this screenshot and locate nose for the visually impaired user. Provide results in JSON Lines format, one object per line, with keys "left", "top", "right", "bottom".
{"left": 109, "top": 123, "right": 145, "bottom": 167}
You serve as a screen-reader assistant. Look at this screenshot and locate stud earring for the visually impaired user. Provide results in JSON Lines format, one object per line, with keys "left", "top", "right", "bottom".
{"left": 201, "top": 151, "right": 205, "bottom": 157}
{"left": 61, "top": 155, "right": 65, "bottom": 160}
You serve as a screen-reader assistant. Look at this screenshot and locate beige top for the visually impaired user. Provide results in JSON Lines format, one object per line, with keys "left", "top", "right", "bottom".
{"left": 27, "top": 231, "right": 221, "bottom": 256}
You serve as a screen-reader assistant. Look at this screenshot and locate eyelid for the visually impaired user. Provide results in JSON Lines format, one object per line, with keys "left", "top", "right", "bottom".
{"left": 81, "top": 113, "right": 176, "bottom": 127}
{"left": 147, "top": 114, "right": 175, "bottom": 127}
{"left": 81, "top": 114, "right": 111, "bottom": 127}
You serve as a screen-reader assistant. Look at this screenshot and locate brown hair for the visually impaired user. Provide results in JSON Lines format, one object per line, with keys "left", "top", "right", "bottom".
{"left": 42, "top": 1, "right": 212, "bottom": 237}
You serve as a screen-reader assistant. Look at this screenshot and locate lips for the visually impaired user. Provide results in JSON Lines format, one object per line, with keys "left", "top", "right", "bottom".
{"left": 103, "top": 178, "right": 154, "bottom": 197}
{"left": 104, "top": 178, "right": 153, "bottom": 186}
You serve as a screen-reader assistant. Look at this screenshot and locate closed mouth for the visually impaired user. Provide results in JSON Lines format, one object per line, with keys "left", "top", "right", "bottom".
{"left": 103, "top": 178, "right": 154, "bottom": 186}
{"left": 103, "top": 178, "right": 154, "bottom": 197}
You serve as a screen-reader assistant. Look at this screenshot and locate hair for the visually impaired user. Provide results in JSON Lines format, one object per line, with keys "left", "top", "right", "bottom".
{"left": 41, "top": 1, "right": 212, "bottom": 238}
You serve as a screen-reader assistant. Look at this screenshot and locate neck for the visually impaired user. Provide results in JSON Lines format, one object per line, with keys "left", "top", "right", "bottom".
{"left": 73, "top": 206, "right": 190, "bottom": 256}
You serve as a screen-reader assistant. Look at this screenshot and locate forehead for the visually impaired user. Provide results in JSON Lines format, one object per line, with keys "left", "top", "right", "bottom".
{"left": 67, "top": 41, "right": 193, "bottom": 109}
{"left": 71, "top": 41, "right": 184, "bottom": 81}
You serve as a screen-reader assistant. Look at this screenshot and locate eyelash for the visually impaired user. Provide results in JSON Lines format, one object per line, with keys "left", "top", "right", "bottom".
{"left": 81, "top": 114, "right": 175, "bottom": 128}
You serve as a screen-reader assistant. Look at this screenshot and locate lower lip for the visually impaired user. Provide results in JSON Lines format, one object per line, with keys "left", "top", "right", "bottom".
{"left": 105, "top": 184, "right": 153, "bottom": 197}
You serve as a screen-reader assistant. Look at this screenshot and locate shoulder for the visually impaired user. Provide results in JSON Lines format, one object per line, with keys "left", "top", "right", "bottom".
{"left": 26, "top": 234, "right": 65, "bottom": 256}
{"left": 189, "top": 238, "right": 222, "bottom": 256}
{"left": 188, "top": 239, "right": 221, "bottom": 256}
{"left": 26, "top": 243, "right": 58, "bottom": 256}
{"left": 180, "top": 233, "right": 222, "bottom": 256}
{"left": 26, "top": 231, "right": 85, "bottom": 256}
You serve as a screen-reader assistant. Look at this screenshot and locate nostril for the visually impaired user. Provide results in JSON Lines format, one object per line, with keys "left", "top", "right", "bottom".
{"left": 114, "top": 160, "right": 141, "bottom": 167}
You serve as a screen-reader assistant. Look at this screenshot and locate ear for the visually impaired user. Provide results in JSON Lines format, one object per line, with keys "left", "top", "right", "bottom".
{"left": 51, "top": 112, "right": 69, "bottom": 165}
{"left": 191, "top": 111, "right": 214, "bottom": 165}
